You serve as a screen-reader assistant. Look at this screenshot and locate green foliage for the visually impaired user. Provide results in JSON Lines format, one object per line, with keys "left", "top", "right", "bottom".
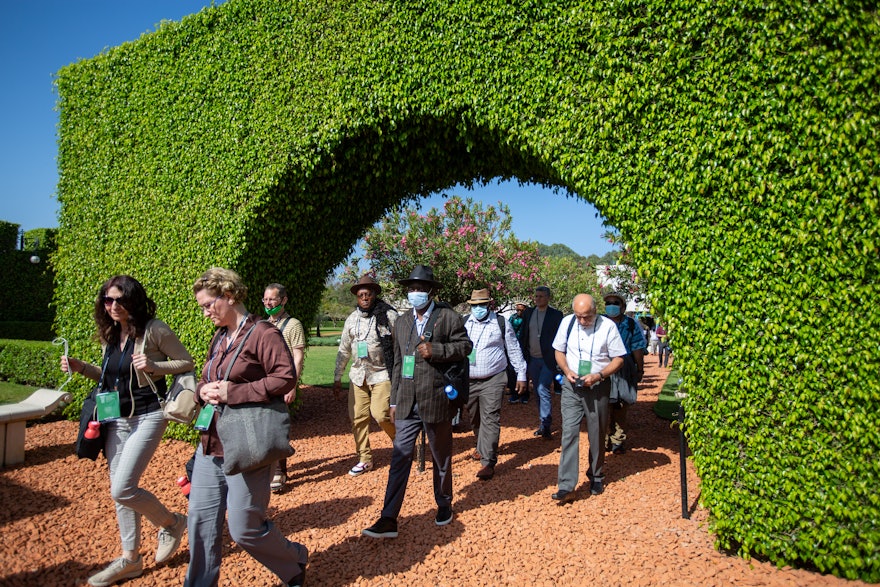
{"left": 543, "top": 255, "right": 604, "bottom": 314}
{"left": 53, "top": 0, "right": 880, "bottom": 579}
{"left": 0, "top": 322, "right": 54, "bottom": 341}
{"left": 537, "top": 243, "right": 585, "bottom": 260}
{"left": 0, "top": 339, "right": 68, "bottom": 388}
{"left": 0, "top": 222, "right": 56, "bottom": 323}
{"left": 0, "top": 221, "right": 18, "bottom": 252}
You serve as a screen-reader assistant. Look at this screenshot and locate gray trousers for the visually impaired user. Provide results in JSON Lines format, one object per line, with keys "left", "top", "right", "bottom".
{"left": 105, "top": 410, "right": 173, "bottom": 551}
{"left": 466, "top": 370, "right": 506, "bottom": 467}
{"left": 557, "top": 378, "right": 611, "bottom": 493}
{"left": 184, "top": 445, "right": 307, "bottom": 587}
{"left": 381, "top": 405, "right": 453, "bottom": 520}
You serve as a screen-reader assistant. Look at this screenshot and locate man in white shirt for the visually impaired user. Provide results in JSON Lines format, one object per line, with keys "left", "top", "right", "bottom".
{"left": 462, "top": 288, "right": 528, "bottom": 480}
{"left": 551, "top": 294, "right": 626, "bottom": 503}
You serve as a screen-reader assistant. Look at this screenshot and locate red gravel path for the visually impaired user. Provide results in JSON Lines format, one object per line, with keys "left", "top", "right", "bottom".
{"left": 0, "top": 363, "right": 866, "bottom": 586}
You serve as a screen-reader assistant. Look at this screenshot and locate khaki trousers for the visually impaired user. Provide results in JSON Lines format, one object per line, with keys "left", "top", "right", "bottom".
{"left": 348, "top": 379, "right": 396, "bottom": 464}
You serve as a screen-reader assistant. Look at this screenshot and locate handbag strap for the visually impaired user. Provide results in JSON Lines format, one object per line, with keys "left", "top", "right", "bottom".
{"left": 222, "top": 321, "right": 260, "bottom": 383}
{"left": 139, "top": 320, "right": 167, "bottom": 406}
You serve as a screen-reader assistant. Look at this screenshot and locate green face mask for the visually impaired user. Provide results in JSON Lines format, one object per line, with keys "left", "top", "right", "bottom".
{"left": 264, "top": 305, "right": 283, "bottom": 317}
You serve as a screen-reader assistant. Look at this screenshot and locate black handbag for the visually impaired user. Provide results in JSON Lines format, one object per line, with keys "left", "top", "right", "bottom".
{"left": 75, "top": 353, "right": 111, "bottom": 460}
{"left": 75, "top": 389, "right": 105, "bottom": 460}
{"left": 212, "top": 322, "right": 294, "bottom": 475}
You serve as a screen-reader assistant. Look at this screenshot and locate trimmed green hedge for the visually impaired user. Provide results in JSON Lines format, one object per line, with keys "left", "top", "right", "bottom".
{"left": 0, "top": 322, "right": 54, "bottom": 341}
{"left": 54, "top": 0, "right": 879, "bottom": 579}
{"left": 0, "top": 339, "right": 66, "bottom": 388}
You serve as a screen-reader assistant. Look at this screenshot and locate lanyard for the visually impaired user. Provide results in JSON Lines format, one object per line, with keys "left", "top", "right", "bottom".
{"left": 207, "top": 314, "right": 249, "bottom": 381}
{"left": 355, "top": 315, "right": 375, "bottom": 341}
{"left": 110, "top": 337, "right": 133, "bottom": 391}
{"left": 574, "top": 318, "right": 599, "bottom": 362}
{"left": 467, "top": 317, "right": 492, "bottom": 351}
{"left": 406, "top": 308, "right": 432, "bottom": 354}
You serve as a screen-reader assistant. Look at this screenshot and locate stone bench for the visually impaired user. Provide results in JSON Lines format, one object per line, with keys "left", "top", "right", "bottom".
{"left": 0, "top": 389, "right": 72, "bottom": 467}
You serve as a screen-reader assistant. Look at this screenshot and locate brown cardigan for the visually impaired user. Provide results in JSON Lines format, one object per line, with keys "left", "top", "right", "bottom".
{"left": 196, "top": 315, "right": 296, "bottom": 457}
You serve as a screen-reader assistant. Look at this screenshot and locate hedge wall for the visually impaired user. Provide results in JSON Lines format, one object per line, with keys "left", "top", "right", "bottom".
{"left": 54, "top": 0, "right": 879, "bottom": 579}
{"left": 0, "top": 223, "right": 56, "bottom": 325}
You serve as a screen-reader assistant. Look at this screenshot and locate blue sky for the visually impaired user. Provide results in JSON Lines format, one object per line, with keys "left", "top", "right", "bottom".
{"left": 0, "top": 1, "right": 613, "bottom": 258}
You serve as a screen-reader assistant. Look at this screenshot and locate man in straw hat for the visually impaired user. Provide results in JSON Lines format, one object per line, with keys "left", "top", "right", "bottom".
{"left": 334, "top": 275, "right": 399, "bottom": 477}
{"left": 362, "top": 265, "right": 472, "bottom": 538}
{"left": 462, "top": 288, "right": 528, "bottom": 480}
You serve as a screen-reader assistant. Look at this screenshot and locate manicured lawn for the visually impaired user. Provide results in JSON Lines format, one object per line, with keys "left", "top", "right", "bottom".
{"left": 652, "top": 366, "right": 682, "bottom": 420}
{"left": 0, "top": 380, "right": 36, "bottom": 404}
{"left": 301, "top": 345, "right": 348, "bottom": 388}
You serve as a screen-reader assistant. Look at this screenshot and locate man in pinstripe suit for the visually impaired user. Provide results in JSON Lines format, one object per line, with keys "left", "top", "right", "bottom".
{"left": 362, "top": 265, "right": 473, "bottom": 538}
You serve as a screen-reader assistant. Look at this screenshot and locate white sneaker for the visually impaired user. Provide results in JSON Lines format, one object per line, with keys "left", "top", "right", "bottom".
{"left": 348, "top": 462, "right": 372, "bottom": 476}
{"left": 88, "top": 556, "right": 143, "bottom": 586}
{"left": 155, "top": 513, "right": 187, "bottom": 563}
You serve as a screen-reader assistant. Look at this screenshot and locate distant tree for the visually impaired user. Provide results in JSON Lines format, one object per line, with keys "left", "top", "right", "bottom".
{"left": 599, "top": 230, "right": 645, "bottom": 303}
{"left": 543, "top": 255, "right": 604, "bottom": 314}
{"left": 342, "top": 195, "right": 546, "bottom": 308}
{"left": 537, "top": 242, "right": 585, "bottom": 261}
{"left": 586, "top": 250, "right": 620, "bottom": 266}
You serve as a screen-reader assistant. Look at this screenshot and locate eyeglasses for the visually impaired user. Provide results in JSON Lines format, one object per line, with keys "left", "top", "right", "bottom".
{"left": 102, "top": 296, "right": 125, "bottom": 307}
{"left": 199, "top": 296, "right": 222, "bottom": 311}
{"left": 262, "top": 297, "right": 282, "bottom": 304}
{"left": 356, "top": 292, "right": 375, "bottom": 299}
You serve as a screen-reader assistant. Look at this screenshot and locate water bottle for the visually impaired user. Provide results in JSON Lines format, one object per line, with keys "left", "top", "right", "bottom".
{"left": 176, "top": 475, "right": 191, "bottom": 497}
{"left": 84, "top": 421, "right": 101, "bottom": 440}
{"left": 554, "top": 373, "right": 564, "bottom": 384}
{"left": 444, "top": 385, "right": 458, "bottom": 400}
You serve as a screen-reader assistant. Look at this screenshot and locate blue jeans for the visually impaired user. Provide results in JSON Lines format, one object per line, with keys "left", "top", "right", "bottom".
{"left": 185, "top": 445, "right": 307, "bottom": 587}
{"left": 105, "top": 410, "right": 173, "bottom": 551}
{"left": 527, "top": 356, "right": 555, "bottom": 430}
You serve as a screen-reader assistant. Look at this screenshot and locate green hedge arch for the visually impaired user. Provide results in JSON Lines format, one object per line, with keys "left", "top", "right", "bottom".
{"left": 54, "top": 0, "right": 879, "bottom": 579}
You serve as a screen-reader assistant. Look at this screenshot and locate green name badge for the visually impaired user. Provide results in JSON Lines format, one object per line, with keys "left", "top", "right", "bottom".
{"left": 578, "top": 359, "right": 592, "bottom": 377}
{"left": 402, "top": 354, "right": 416, "bottom": 379}
{"left": 194, "top": 403, "right": 215, "bottom": 431}
{"left": 468, "top": 349, "right": 477, "bottom": 365}
{"left": 357, "top": 340, "right": 369, "bottom": 358}
{"left": 95, "top": 391, "right": 121, "bottom": 422}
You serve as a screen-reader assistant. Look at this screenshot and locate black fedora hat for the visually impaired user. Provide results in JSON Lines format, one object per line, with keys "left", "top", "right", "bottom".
{"left": 398, "top": 264, "right": 441, "bottom": 288}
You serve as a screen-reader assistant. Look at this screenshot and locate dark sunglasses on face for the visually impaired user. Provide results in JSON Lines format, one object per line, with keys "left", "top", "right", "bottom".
{"left": 102, "top": 295, "right": 125, "bottom": 306}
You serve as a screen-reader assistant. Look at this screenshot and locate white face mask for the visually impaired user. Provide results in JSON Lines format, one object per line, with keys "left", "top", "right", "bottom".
{"left": 471, "top": 305, "right": 489, "bottom": 320}
{"left": 407, "top": 291, "right": 430, "bottom": 309}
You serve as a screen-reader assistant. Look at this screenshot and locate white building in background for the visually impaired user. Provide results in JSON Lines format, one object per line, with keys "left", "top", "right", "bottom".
{"left": 595, "top": 264, "right": 649, "bottom": 313}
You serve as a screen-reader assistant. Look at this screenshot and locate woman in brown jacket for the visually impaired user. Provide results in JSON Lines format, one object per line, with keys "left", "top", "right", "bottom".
{"left": 186, "top": 267, "right": 307, "bottom": 587}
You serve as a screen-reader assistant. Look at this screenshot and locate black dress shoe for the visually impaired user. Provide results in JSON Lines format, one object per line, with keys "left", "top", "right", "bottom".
{"left": 533, "top": 428, "right": 551, "bottom": 439}
{"left": 552, "top": 490, "right": 575, "bottom": 504}
{"left": 435, "top": 506, "right": 454, "bottom": 526}
{"left": 362, "top": 516, "right": 398, "bottom": 538}
{"left": 288, "top": 568, "right": 305, "bottom": 587}
{"left": 590, "top": 480, "right": 604, "bottom": 495}
{"left": 476, "top": 465, "right": 494, "bottom": 480}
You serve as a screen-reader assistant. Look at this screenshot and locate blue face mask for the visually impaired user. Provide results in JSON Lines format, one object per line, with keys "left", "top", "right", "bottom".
{"left": 471, "top": 305, "right": 489, "bottom": 320}
{"left": 605, "top": 304, "right": 622, "bottom": 318}
{"left": 408, "top": 291, "right": 430, "bottom": 309}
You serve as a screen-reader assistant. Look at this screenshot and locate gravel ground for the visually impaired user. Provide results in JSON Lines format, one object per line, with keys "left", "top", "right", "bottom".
{"left": 0, "top": 362, "right": 866, "bottom": 587}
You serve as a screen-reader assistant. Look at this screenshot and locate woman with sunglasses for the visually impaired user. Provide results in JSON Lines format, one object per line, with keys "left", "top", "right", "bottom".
{"left": 187, "top": 267, "right": 307, "bottom": 587}
{"left": 62, "top": 275, "right": 194, "bottom": 587}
